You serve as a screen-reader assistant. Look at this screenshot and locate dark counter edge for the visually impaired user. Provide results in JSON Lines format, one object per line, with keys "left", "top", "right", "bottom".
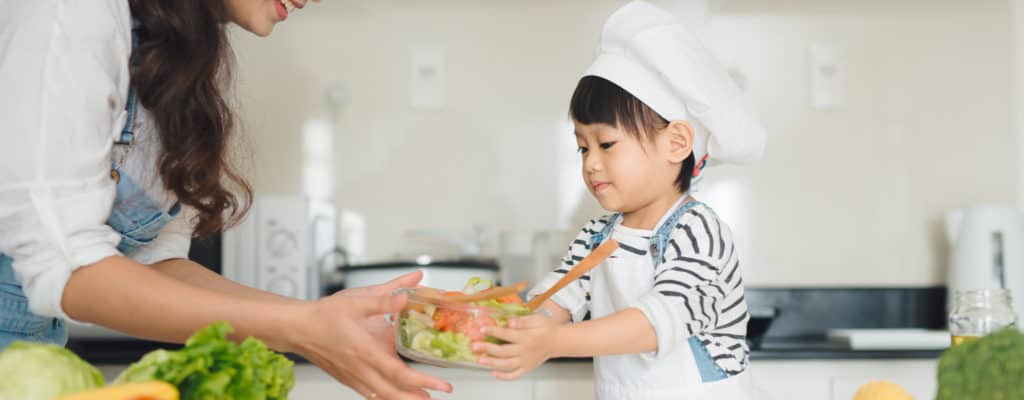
{"left": 67, "top": 339, "right": 944, "bottom": 366}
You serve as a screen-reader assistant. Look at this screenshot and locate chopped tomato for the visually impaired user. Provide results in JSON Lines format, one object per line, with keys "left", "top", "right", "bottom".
{"left": 432, "top": 308, "right": 467, "bottom": 331}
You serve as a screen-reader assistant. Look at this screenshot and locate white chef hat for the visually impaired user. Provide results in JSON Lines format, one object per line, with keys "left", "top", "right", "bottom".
{"left": 583, "top": 0, "right": 766, "bottom": 181}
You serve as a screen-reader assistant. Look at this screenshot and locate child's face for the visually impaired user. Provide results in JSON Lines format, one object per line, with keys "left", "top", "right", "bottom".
{"left": 574, "top": 121, "right": 683, "bottom": 214}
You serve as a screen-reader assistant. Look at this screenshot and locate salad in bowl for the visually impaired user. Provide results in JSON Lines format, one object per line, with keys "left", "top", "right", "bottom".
{"left": 394, "top": 278, "right": 531, "bottom": 369}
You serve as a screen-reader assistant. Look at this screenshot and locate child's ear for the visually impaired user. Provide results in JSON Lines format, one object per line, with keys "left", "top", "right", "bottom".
{"left": 665, "top": 120, "right": 694, "bottom": 163}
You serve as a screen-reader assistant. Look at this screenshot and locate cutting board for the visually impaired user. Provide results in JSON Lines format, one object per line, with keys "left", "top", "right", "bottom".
{"left": 827, "top": 328, "right": 951, "bottom": 350}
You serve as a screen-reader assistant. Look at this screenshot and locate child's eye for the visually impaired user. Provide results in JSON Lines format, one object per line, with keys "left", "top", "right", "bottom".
{"left": 600, "top": 141, "right": 616, "bottom": 150}
{"left": 577, "top": 146, "right": 588, "bottom": 154}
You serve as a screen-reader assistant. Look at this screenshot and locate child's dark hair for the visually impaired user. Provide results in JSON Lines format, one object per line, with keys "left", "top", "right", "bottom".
{"left": 570, "top": 76, "right": 695, "bottom": 193}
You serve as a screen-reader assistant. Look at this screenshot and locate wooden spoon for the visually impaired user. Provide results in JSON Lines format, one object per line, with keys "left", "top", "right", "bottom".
{"left": 525, "top": 240, "right": 619, "bottom": 310}
{"left": 441, "top": 281, "right": 528, "bottom": 303}
{"left": 414, "top": 281, "right": 528, "bottom": 303}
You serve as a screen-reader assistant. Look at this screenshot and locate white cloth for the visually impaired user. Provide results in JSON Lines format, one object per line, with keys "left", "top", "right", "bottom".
{"left": 0, "top": 0, "right": 193, "bottom": 321}
{"left": 584, "top": 0, "right": 766, "bottom": 178}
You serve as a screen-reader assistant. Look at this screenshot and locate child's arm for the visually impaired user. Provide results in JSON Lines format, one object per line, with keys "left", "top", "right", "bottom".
{"left": 532, "top": 299, "right": 571, "bottom": 324}
{"left": 473, "top": 307, "right": 657, "bottom": 380}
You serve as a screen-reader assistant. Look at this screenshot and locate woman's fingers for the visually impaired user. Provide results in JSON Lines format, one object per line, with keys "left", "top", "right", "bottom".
{"left": 367, "top": 347, "right": 453, "bottom": 393}
{"left": 374, "top": 270, "right": 424, "bottom": 294}
{"left": 342, "top": 271, "right": 423, "bottom": 298}
{"left": 302, "top": 294, "right": 451, "bottom": 398}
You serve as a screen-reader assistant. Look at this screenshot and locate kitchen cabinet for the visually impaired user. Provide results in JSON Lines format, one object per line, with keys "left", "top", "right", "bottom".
{"left": 100, "top": 359, "right": 940, "bottom": 399}
{"left": 290, "top": 363, "right": 588, "bottom": 400}
{"left": 752, "top": 359, "right": 939, "bottom": 400}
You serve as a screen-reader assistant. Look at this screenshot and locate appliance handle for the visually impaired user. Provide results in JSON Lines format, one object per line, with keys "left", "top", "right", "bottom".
{"left": 993, "top": 231, "right": 1006, "bottom": 289}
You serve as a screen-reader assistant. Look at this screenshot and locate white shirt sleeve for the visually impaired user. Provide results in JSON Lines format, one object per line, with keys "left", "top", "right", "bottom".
{"left": 0, "top": 0, "right": 133, "bottom": 320}
{"left": 132, "top": 207, "right": 195, "bottom": 265}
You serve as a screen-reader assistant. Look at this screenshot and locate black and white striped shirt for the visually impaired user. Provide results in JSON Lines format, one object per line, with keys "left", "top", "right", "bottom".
{"left": 529, "top": 202, "right": 750, "bottom": 375}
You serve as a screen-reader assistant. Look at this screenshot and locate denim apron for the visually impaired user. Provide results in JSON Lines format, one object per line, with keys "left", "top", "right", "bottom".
{"left": 0, "top": 27, "right": 181, "bottom": 350}
{"left": 587, "top": 197, "right": 755, "bottom": 399}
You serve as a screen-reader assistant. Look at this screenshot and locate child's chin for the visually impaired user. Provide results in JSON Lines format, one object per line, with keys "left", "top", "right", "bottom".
{"left": 594, "top": 198, "right": 621, "bottom": 212}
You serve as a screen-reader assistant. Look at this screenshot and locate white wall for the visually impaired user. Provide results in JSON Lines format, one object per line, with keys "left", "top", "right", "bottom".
{"left": 229, "top": 0, "right": 1017, "bottom": 287}
{"left": 1017, "top": 0, "right": 1024, "bottom": 211}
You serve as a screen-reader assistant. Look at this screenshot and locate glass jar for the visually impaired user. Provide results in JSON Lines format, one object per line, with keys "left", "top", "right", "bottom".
{"left": 948, "top": 288, "right": 1019, "bottom": 346}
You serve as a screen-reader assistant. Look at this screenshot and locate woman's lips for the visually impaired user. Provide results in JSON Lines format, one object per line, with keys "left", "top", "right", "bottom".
{"left": 275, "top": 0, "right": 288, "bottom": 20}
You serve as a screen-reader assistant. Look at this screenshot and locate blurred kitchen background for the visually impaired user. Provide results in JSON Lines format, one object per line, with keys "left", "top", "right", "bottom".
{"left": 76, "top": 1, "right": 1024, "bottom": 399}
{"left": 230, "top": 0, "right": 1016, "bottom": 288}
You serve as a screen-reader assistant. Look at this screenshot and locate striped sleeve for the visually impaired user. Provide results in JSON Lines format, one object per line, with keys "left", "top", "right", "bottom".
{"left": 629, "top": 206, "right": 749, "bottom": 373}
{"left": 526, "top": 216, "right": 610, "bottom": 322}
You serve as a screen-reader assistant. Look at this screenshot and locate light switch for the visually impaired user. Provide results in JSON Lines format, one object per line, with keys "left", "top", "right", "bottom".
{"left": 411, "top": 47, "right": 446, "bottom": 110}
{"left": 810, "top": 44, "right": 843, "bottom": 110}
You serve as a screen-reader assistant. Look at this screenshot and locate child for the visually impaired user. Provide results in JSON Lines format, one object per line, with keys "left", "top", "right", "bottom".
{"left": 471, "top": 1, "right": 766, "bottom": 399}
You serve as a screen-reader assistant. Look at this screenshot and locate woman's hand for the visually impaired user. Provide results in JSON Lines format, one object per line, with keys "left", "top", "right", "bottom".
{"left": 290, "top": 271, "right": 453, "bottom": 399}
{"left": 473, "top": 315, "right": 563, "bottom": 380}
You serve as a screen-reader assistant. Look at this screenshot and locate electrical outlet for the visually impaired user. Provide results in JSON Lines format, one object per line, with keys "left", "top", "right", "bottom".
{"left": 810, "top": 44, "right": 843, "bottom": 110}
{"left": 411, "top": 47, "right": 446, "bottom": 110}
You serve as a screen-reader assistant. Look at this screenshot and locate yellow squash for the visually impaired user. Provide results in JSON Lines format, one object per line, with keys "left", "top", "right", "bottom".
{"left": 55, "top": 381, "right": 178, "bottom": 400}
{"left": 852, "top": 380, "right": 913, "bottom": 400}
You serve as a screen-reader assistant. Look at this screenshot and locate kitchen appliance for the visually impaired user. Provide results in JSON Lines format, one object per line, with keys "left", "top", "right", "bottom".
{"left": 324, "top": 226, "right": 499, "bottom": 293}
{"left": 945, "top": 204, "right": 1024, "bottom": 320}
{"left": 222, "top": 195, "right": 336, "bottom": 300}
{"left": 328, "top": 260, "right": 499, "bottom": 294}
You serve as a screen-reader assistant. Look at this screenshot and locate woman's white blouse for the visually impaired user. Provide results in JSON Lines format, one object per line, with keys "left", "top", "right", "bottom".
{"left": 0, "top": 0, "right": 193, "bottom": 321}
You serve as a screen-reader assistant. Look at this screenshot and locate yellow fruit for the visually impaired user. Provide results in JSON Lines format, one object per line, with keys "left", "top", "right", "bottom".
{"left": 852, "top": 380, "right": 913, "bottom": 400}
{"left": 55, "top": 381, "right": 178, "bottom": 400}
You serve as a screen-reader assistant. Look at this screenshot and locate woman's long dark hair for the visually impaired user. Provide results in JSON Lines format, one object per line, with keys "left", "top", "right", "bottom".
{"left": 128, "top": 0, "right": 251, "bottom": 237}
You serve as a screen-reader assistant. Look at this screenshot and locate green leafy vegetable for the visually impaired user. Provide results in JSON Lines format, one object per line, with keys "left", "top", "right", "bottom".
{"left": 115, "top": 321, "right": 294, "bottom": 400}
{"left": 0, "top": 341, "right": 104, "bottom": 400}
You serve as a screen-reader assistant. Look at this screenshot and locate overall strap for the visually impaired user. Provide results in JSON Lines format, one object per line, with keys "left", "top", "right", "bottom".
{"left": 648, "top": 198, "right": 703, "bottom": 266}
{"left": 115, "top": 24, "right": 140, "bottom": 145}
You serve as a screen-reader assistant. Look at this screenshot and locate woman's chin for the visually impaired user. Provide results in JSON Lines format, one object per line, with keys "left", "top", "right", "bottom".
{"left": 236, "top": 21, "right": 275, "bottom": 37}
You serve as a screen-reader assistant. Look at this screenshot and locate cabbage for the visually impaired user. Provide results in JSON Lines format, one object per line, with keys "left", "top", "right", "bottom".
{"left": 0, "top": 341, "right": 104, "bottom": 400}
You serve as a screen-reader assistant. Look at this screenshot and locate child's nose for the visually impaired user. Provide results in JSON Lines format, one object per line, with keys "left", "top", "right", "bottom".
{"left": 583, "top": 155, "right": 602, "bottom": 173}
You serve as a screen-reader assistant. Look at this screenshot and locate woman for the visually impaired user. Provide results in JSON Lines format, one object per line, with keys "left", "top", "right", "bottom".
{"left": 0, "top": 0, "right": 451, "bottom": 398}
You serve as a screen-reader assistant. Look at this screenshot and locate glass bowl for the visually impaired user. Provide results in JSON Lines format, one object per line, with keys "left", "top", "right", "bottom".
{"left": 391, "top": 287, "right": 531, "bottom": 369}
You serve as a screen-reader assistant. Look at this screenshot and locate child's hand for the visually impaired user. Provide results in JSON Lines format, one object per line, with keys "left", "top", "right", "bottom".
{"left": 472, "top": 315, "right": 562, "bottom": 380}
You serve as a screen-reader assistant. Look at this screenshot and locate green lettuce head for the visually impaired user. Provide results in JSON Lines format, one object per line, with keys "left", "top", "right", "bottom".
{"left": 0, "top": 341, "right": 104, "bottom": 400}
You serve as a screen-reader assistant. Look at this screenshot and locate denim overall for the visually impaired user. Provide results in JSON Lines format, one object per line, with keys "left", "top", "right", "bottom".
{"left": 0, "top": 27, "right": 181, "bottom": 349}
{"left": 587, "top": 197, "right": 754, "bottom": 399}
